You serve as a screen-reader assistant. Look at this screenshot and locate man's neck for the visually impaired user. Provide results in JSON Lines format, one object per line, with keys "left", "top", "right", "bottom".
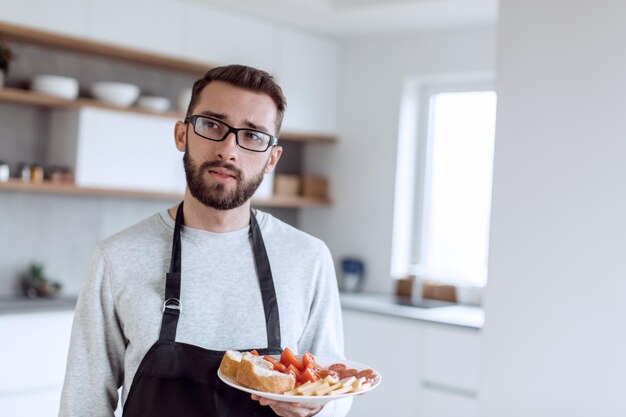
{"left": 168, "top": 189, "right": 252, "bottom": 233}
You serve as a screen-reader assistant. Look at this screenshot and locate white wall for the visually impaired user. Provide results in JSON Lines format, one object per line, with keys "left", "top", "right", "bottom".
{"left": 479, "top": 1, "right": 626, "bottom": 415}
{"left": 300, "top": 27, "right": 497, "bottom": 293}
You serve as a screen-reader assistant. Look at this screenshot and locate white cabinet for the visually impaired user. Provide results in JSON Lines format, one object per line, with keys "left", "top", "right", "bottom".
{"left": 421, "top": 388, "right": 477, "bottom": 417}
{"left": 342, "top": 308, "right": 481, "bottom": 417}
{"left": 420, "top": 324, "right": 481, "bottom": 417}
{"left": 47, "top": 108, "right": 186, "bottom": 193}
{"left": 0, "top": 310, "right": 74, "bottom": 417}
{"left": 423, "top": 324, "right": 481, "bottom": 392}
{"left": 342, "top": 309, "right": 424, "bottom": 417}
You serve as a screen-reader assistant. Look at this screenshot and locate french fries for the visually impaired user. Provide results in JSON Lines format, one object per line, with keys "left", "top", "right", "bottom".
{"left": 284, "top": 375, "right": 374, "bottom": 397}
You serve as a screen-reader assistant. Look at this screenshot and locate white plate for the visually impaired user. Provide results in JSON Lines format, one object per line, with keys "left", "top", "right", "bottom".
{"left": 217, "top": 356, "right": 381, "bottom": 404}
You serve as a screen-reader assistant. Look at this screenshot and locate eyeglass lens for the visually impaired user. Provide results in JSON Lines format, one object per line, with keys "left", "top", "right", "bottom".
{"left": 192, "top": 116, "right": 272, "bottom": 152}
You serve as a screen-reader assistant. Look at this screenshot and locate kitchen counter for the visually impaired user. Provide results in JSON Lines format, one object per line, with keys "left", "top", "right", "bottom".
{"left": 0, "top": 296, "right": 77, "bottom": 314}
{"left": 0, "top": 293, "right": 484, "bottom": 328}
{"left": 340, "top": 292, "right": 484, "bottom": 329}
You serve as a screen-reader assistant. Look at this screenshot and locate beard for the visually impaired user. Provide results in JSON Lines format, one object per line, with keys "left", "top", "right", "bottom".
{"left": 183, "top": 146, "right": 267, "bottom": 210}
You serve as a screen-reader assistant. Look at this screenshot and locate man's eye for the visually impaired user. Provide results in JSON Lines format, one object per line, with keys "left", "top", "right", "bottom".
{"left": 200, "top": 120, "right": 219, "bottom": 129}
{"left": 244, "top": 132, "right": 264, "bottom": 142}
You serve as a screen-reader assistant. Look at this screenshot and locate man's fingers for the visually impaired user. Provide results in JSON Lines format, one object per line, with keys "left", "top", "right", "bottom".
{"left": 251, "top": 394, "right": 269, "bottom": 406}
{"left": 251, "top": 394, "right": 324, "bottom": 416}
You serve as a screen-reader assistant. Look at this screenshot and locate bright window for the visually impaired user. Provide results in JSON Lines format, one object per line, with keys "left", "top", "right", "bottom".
{"left": 392, "top": 80, "right": 497, "bottom": 288}
{"left": 417, "top": 90, "right": 497, "bottom": 286}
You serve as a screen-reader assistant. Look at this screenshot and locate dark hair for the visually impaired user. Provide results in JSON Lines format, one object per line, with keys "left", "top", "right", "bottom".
{"left": 186, "top": 64, "right": 287, "bottom": 133}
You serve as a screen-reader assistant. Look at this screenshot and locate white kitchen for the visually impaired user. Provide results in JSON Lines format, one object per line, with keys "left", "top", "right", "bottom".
{"left": 1, "top": 1, "right": 624, "bottom": 416}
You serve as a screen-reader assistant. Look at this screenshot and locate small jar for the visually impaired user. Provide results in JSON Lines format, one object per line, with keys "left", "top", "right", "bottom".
{"left": 30, "top": 164, "right": 45, "bottom": 183}
{"left": 15, "top": 162, "right": 31, "bottom": 182}
{"left": 47, "top": 166, "right": 63, "bottom": 183}
{"left": 0, "top": 161, "right": 10, "bottom": 182}
{"left": 0, "top": 161, "right": 11, "bottom": 182}
{"left": 60, "top": 166, "right": 74, "bottom": 184}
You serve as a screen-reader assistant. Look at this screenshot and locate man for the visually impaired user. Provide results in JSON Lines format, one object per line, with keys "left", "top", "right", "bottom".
{"left": 59, "top": 65, "right": 351, "bottom": 417}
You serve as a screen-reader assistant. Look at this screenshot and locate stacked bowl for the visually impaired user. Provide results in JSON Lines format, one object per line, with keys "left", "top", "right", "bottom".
{"left": 90, "top": 81, "right": 140, "bottom": 107}
{"left": 31, "top": 75, "right": 79, "bottom": 99}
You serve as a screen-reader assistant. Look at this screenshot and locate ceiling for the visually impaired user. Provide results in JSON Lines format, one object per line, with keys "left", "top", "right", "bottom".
{"left": 195, "top": 0, "right": 498, "bottom": 37}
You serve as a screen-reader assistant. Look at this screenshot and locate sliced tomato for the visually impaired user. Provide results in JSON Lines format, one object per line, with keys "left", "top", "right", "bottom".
{"left": 263, "top": 355, "right": 287, "bottom": 373}
{"left": 306, "top": 361, "right": 323, "bottom": 372}
{"left": 249, "top": 349, "right": 259, "bottom": 356}
{"left": 301, "top": 352, "right": 317, "bottom": 369}
{"left": 314, "top": 369, "right": 332, "bottom": 379}
{"left": 280, "top": 347, "right": 303, "bottom": 371}
{"left": 286, "top": 364, "right": 304, "bottom": 384}
{"left": 301, "top": 367, "right": 318, "bottom": 384}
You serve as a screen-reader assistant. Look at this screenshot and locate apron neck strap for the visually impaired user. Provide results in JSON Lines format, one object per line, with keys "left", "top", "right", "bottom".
{"left": 249, "top": 209, "right": 282, "bottom": 349}
{"left": 159, "top": 202, "right": 282, "bottom": 349}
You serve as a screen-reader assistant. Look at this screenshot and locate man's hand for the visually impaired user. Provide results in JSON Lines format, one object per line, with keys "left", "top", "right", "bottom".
{"left": 251, "top": 394, "right": 323, "bottom": 417}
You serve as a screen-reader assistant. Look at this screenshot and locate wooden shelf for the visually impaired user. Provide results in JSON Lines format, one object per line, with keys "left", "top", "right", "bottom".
{"left": 0, "top": 22, "right": 336, "bottom": 209}
{"left": 0, "top": 21, "right": 209, "bottom": 75}
{"left": 0, "top": 87, "right": 337, "bottom": 143}
{"left": 0, "top": 87, "right": 183, "bottom": 119}
{"left": 0, "top": 180, "right": 331, "bottom": 207}
{"left": 278, "top": 131, "right": 336, "bottom": 144}
{"left": 0, "top": 21, "right": 338, "bottom": 143}
{"left": 252, "top": 195, "right": 331, "bottom": 208}
{"left": 0, "top": 179, "right": 181, "bottom": 200}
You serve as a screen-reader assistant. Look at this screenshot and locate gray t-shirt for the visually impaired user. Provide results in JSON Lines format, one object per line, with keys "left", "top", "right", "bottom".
{"left": 59, "top": 210, "right": 351, "bottom": 416}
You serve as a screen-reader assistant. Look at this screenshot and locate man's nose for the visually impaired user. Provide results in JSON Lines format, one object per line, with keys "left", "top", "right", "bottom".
{"left": 215, "top": 132, "right": 239, "bottom": 161}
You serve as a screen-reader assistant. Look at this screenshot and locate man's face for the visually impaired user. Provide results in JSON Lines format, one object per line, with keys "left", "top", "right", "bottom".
{"left": 175, "top": 81, "right": 282, "bottom": 210}
{"left": 182, "top": 142, "right": 268, "bottom": 210}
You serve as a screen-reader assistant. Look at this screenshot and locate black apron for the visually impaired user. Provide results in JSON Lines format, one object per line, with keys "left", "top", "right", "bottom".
{"left": 123, "top": 203, "right": 283, "bottom": 417}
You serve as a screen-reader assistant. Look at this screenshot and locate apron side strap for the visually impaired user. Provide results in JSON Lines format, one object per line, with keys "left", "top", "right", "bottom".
{"left": 159, "top": 272, "right": 182, "bottom": 341}
{"left": 159, "top": 308, "right": 181, "bottom": 341}
{"left": 160, "top": 202, "right": 184, "bottom": 341}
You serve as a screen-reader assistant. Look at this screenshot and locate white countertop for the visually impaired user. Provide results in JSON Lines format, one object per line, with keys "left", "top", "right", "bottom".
{"left": 1, "top": 293, "right": 484, "bottom": 328}
{"left": 0, "top": 296, "right": 77, "bottom": 314}
{"left": 340, "top": 292, "right": 484, "bottom": 329}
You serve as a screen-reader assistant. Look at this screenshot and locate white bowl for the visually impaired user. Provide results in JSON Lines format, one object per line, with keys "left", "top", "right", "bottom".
{"left": 90, "top": 81, "right": 140, "bottom": 107}
{"left": 31, "top": 75, "right": 79, "bottom": 100}
{"left": 136, "top": 95, "right": 170, "bottom": 112}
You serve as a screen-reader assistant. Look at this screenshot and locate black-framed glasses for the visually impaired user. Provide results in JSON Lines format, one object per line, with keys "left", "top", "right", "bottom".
{"left": 185, "top": 114, "right": 278, "bottom": 152}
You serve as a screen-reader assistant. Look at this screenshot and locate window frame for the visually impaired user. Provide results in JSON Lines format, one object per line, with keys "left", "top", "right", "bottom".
{"left": 390, "top": 73, "right": 496, "bottom": 286}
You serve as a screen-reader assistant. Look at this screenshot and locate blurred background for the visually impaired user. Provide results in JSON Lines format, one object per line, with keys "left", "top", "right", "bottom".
{"left": 1, "top": 0, "right": 625, "bottom": 416}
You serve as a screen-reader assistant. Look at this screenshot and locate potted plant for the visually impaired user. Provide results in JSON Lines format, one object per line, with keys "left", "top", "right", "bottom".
{"left": 0, "top": 36, "right": 15, "bottom": 88}
{"left": 21, "top": 262, "right": 62, "bottom": 298}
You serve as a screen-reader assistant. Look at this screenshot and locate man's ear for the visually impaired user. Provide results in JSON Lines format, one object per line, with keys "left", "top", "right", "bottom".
{"left": 265, "top": 146, "right": 283, "bottom": 174}
{"left": 174, "top": 120, "right": 187, "bottom": 152}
